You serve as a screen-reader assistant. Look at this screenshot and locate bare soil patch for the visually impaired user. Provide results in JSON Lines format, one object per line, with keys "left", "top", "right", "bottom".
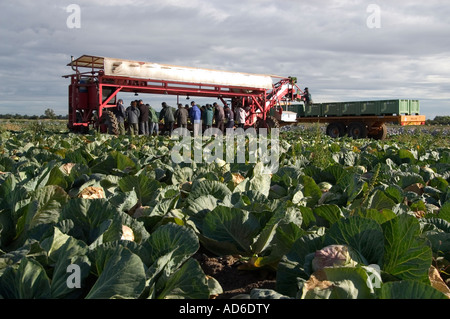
{"left": 194, "top": 250, "right": 277, "bottom": 299}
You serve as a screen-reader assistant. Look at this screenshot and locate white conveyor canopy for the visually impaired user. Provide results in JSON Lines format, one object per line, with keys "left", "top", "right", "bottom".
{"left": 68, "top": 55, "right": 274, "bottom": 90}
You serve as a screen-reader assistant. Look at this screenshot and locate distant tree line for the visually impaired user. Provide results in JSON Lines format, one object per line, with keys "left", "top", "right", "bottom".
{"left": 426, "top": 116, "right": 450, "bottom": 125}
{"left": 0, "top": 108, "right": 68, "bottom": 120}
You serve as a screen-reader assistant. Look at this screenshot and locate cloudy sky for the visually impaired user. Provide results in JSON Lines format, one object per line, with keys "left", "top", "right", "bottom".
{"left": 0, "top": 0, "right": 449, "bottom": 119}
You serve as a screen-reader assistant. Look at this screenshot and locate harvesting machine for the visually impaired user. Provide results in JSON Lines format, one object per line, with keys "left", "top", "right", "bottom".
{"left": 64, "top": 55, "right": 425, "bottom": 139}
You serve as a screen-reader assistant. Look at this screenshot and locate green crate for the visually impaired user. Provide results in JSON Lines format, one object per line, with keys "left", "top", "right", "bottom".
{"left": 409, "top": 100, "right": 420, "bottom": 115}
{"left": 360, "top": 101, "right": 379, "bottom": 115}
{"left": 379, "top": 100, "right": 409, "bottom": 115}
{"left": 305, "top": 103, "right": 321, "bottom": 117}
{"left": 341, "top": 102, "right": 361, "bottom": 116}
{"left": 399, "top": 99, "right": 410, "bottom": 114}
{"left": 285, "top": 104, "right": 298, "bottom": 113}
{"left": 322, "top": 103, "right": 342, "bottom": 116}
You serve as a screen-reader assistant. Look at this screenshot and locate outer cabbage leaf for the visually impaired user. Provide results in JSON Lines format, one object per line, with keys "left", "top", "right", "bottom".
{"left": 199, "top": 205, "right": 261, "bottom": 256}
{"left": 380, "top": 280, "right": 447, "bottom": 299}
{"left": 86, "top": 245, "right": 146, "bottom": 299}
{"left": 324, "top": 216, "right": 384, "bottom": 265}
{"left": 0, "top": 257, "right": 51, "bottom": 299}
{"left": 382, "top": 214, "right": 432, "bottom": 282}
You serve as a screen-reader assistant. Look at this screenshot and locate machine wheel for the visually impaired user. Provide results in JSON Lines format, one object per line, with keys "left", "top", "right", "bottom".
{"left": 326, "top": 122, "right": 346, "bottom": 138}
{"left": 369, "top": 123, "right": 387, "bottom": 140}
{"left": 347, "top": 122, "right": 368, "bottom": 139}
{"left": 266, "top": 115, "right": 280, "bottom": 130}
{"left": 100, "top": 110, "right": 119, "bottom": 135}
{"left": 256, "top": 115, "right": 280, "bottom": 133}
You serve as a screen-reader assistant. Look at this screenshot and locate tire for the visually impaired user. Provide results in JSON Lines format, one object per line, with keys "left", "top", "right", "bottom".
{"left": 100, "top": 110, "right": 119, "bottom": 135}
{"left": 347, "top": 122, "right": 368, "bottom": 139}
{"left": 369, "top": 123, "right": 387, "bottom": 140}
{"left": 256, "top": 115, "right": 280, "bottom": 133}
{"left": 326, "top": 122, "right": 346, "bottom": 138}
{"left": 266, "top": 115, "right": 280, "bottom": 129}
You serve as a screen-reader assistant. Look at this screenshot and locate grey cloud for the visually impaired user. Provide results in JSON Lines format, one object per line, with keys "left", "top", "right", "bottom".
{"left": 0, "top": 0, "right": 448, "bottom": 119}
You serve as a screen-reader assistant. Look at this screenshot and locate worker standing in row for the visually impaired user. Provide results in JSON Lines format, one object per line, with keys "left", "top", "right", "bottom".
{"left": 159, "top": 102, "right": 176, "bottom": 136}
{"left": 138, "top": 100, "right": 150, "bottom": 136}
{"left": 235, "top": 105, "right": 246, "bottom": 129}
{"left": 149, "top": 104, "right": 159, "bottom": 136}
{"left": 115, "top": 99, "right": 126, "bottom": 135}
{"left": 175, "top": 103, "right": 189, "bottom": 130}
{"left": 224, "top": 105, "right": 234, "bottom": 129}
{"left": 214, "top": 102, "right": 225, "bottom": 133}
{"left": 189, "top": 101, "right": 202, "bottom": 137}
{"left": 126, "top": 101, "right": 140, "bottom": 136}
{"left": 204, "top": 104, "right": 214, "bottom": 130}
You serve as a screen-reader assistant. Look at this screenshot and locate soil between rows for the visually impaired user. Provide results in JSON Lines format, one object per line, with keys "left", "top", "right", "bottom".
{"left": 193, "top": 249, "right": 277, "bottom": 299}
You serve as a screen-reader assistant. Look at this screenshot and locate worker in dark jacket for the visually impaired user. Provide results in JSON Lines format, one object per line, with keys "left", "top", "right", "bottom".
{"left": 126, "top": 101, "right": 140, "bottom": 136}
{"left": 159, "top": 102, "right": 175, "bottom": 136}
{"left": 138, "top": 101, "right": 150, "bottom": 136}
{"left": 214, "top": 102, "right": 225, "bottom": 134}
{"left": 303, "top": 87, "right": 312, "bottom": 106}
{"left": 224, "top": 104, "right": 234, "bottom": 130}
{"left": 204, "top": 104, "right": 214, "bottom": 130}
{"left": 174, "top": 103, "right": 189, "bottom": 129}
{"left": 114, "top": 99, "right": 126, "bottom": 135}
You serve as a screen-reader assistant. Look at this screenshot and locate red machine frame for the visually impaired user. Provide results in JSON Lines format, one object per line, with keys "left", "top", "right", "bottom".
{"left": 63, "top": 55, "right": 301, "bottom": 132}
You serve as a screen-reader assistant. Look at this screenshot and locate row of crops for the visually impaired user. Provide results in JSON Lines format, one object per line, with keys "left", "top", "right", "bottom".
{"left": 0, "top": 124, "right": 449, "bottom": 299}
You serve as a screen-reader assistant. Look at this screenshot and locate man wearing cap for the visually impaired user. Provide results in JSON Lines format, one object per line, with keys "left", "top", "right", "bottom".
{"left": 303, "top": 87, "right": 312, "bottom": 106}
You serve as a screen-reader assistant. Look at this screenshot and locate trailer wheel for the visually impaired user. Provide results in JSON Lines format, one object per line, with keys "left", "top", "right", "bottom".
{"left": 347, "top": 122, "right": 368, "bottom": 139}
{"left": 369, "top": 123, "right": 387, "bottom": 140}
{"left": 100, "top": 110, "right": 119, "bottom": 135}
{"left": 326, "top": 122, "right": 346, "bottom": 138}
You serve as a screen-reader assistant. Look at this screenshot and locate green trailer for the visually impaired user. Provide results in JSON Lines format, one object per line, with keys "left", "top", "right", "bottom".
{"left": 297, "top": 103, "right": 305, "bottom": 117}
{"left": 341, "top": 102, "right": 361, "bottom": 116}
{"left": 290, "top": 99, "right": 419, "bottom": 117}
{"left": 360, "top": 101, "right": 379, "bottom": 115}
{"left": 322, "top": 103, "right": 342, "bottom": 116}
{"left": 273, "top": 99, "right": 425, "bottom": 141}
{"left": 379, "top": 99, "right": 410, "bottom": 115}
{"left": 305, "top": 103, "right": 321, "bottom": 117}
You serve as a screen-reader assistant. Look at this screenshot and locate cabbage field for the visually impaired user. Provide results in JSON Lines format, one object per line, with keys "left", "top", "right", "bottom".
{"left": 0, "top": 122, "right": 449, "bottom": 299}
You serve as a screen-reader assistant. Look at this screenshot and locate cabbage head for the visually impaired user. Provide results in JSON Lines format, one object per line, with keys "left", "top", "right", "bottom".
{"left": 312, "top": 245, "right": 359, "bottom": 272}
